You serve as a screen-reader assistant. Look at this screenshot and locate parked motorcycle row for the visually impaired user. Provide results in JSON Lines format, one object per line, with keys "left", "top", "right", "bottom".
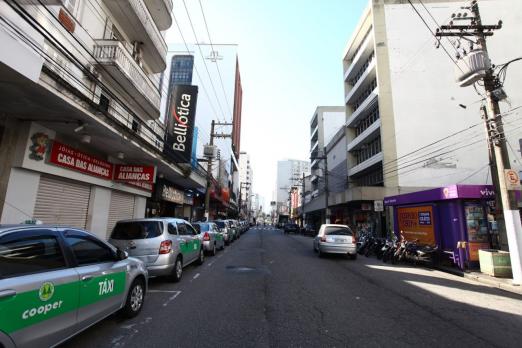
{"left": 356, "top": 232, "right": 439, "bottom": 266}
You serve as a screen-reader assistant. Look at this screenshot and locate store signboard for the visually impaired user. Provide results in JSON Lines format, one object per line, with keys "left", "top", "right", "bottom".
{"left": 161, "top": 184, "right": 184, "bottom": 204}
{"left": 184, "top": 196, "right": 194, "bottom": 206}
{"left": 164, "top": 85, "right": 199, "bottom": 163}
{"left": 114, "top": 165, "right": 156, "bottom": 183}
{"left": 397, "top": 205, "right": 436, "bottom": 245}
{"left": 126, "top": 181, "right": 154, "bottom": 192}
{"left": 48, "top": 141, "right": 113, "bottom": 179}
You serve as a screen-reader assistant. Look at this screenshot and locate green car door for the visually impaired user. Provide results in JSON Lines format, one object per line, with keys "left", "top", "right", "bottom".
{"left": 0, "top": 228, "right": 80, "bottom": 348}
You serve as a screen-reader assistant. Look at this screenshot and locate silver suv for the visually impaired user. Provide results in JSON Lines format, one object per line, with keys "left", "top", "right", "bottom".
{"left": 109, "top": 218, "right": 204, "bottom": 282}
{"left": 0, "top": 225, "right": 148, "bottom": 348}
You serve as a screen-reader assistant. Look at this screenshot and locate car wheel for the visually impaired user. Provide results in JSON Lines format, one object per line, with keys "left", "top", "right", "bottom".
{"left": 211, "top": 244, "right": 217, "bottom": 256}
{"left": 169, "top": 257, "right": 183, "bottom": 282}
{"left": 196, "top": 249, "right": 205, "bottom": 265}
{"left": 121, "top": 278, "right": 145, "bottom": 318}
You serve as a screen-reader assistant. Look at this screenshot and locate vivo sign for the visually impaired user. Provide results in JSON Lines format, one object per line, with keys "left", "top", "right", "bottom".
{"left": 164, "top": 85, "right": 199, "bottom": 163}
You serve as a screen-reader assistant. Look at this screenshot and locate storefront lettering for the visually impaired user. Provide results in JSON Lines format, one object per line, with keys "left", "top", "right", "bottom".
{"left": 48, "top": 141, "right": 113, "bottom": 179}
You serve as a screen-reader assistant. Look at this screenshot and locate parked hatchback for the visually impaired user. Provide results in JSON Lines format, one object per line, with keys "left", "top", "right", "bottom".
{"left": 313, "top": 224, "right": 357, "bottom": 259}
{"left": 109, "top": 218, "right": 204, "bottom": 282}
{"left": 192, "top": 222, "right": 225, "bottom": 256}
{"left": 0, "top": 225, "right": 148, "bottom": 348}
{"left": 213, "top": 220, "right": 233, "bottom": 245}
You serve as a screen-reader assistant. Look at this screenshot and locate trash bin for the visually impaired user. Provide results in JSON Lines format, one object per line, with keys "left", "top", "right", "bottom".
{"left": 478, "top": 249, "right": 512, "bottom": 277}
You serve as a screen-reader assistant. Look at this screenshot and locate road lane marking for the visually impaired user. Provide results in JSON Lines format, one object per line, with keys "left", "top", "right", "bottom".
{"left": 193, "top": 273, "right": 200, "bottom": 280}
{"left": 217, "top": 254, "right": 223, "bottom": 258}
{"left": 162, "top": 291, "right": 181, "bottom": 307}
{"left": 207, "top": 262, "right": 214, "bottom": 267}
{"left": 148, "top": 290, "right": 181, "bottom": 294}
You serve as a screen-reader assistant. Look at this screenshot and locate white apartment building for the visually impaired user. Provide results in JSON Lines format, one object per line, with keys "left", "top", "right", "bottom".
{"left": 276, "top": 159, "right": 310, "bottom": 214}
{"left": 309, "top": 106, "right": 345, "bottom": 197}
{"left": 341, "top": 0, "right": 522, "bottom": 236}
{"left": 0, "top": 0, "right": 205, "bottom": 239}
{"left": 239, "top": 151, "right": 253, "bottom": 216}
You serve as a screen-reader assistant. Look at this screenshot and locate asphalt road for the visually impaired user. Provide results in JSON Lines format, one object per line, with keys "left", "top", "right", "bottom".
{"left": 61, "top": 227, "right": 522, "bottom": 348}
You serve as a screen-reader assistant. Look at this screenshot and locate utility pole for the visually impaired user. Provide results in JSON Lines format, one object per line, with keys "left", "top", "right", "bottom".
{"left": 437, "top": 0, "right": 522, "bottom": 284}
{"left": 204, "top": 120, "right": 233, "bottom": 221}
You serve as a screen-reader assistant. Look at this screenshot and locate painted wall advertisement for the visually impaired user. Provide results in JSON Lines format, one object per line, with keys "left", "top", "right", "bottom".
{"left": 397, "top": 205, "right": 436, "bottom": 245}
{"left": 164, "top": 84, "right": 199, "bottom": 163}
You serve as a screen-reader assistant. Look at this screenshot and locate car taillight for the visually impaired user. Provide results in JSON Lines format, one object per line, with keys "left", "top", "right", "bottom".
{"left": 352, "top": 235, "right": 357, "bottom": 243}
{"left": 320, "top": 236, "right": 327, "bottom": 242}
{"left": 159, "top": 240, "right": 172, "bottom": 254}
{"left": 203, "top": 232, "right": 210, "bottom": 241}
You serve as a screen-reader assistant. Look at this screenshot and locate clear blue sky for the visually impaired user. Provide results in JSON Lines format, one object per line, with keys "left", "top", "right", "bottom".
{"left": 167, "top": 0, "right": 369, "bottom": 209}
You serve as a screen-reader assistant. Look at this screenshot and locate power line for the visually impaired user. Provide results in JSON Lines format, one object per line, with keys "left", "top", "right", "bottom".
{"left": 182, "top": 0, "right": 230, "bottom": 124}
{"left": 198, "top": 0, "right": 234, "bottom": 118}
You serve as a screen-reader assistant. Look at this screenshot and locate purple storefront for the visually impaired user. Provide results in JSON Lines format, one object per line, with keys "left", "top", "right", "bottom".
{"left": 384, "top": 185, "right": 499, "bottom": 270}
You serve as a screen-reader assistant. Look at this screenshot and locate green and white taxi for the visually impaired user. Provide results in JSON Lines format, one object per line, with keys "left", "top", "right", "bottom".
{"left": 0, "top": 225, "right": 148, "bottom": 348}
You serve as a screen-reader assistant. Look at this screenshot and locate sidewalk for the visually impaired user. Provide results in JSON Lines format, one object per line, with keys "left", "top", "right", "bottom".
{"left": 436, "top": 264, "right": 522, "bottom": 295}
{"left": 463, "top": 271, "right": 522, "bottom": 295}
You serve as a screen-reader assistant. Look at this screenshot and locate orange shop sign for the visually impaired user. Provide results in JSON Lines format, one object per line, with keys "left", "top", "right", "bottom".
{"left": 397, "top": 206, "right": 436, "bottom": 245}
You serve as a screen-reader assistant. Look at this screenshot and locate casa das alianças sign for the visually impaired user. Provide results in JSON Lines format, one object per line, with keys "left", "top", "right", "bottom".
{"left": 164, "top": 84, "right": 199, "bottom": 163}
{"left": 49, "top": 141, "right": 113, "bottom": 179}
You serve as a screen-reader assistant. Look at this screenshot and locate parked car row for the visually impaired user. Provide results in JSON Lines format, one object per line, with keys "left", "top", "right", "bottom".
{"left": 0, "top": 218, "right": 250, "bottom": 348}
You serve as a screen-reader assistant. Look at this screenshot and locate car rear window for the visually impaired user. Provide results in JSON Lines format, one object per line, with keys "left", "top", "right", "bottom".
{"left": 111, "top": 221, "right": 162, "bottom": 240}
{"left": 193, "top": 224, "right": 209, "bottom": 233}
{"left": 324, "top": 226, "right": 353, "bottom": 236}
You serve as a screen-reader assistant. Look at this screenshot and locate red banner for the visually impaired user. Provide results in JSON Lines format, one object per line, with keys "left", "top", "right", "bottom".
{"left": 114, "top": 165, "right": 156, "bottom": 183}
{"left": 49, "top": 141, "right": 113, "bottom": 179}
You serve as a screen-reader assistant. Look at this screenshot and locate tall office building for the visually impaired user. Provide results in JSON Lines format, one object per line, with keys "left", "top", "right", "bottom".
{"left": 160, "top": 43, "right": 243, "bottom": 217}
{"left": 341, "top": 0, "right": 522, "bottom": 236}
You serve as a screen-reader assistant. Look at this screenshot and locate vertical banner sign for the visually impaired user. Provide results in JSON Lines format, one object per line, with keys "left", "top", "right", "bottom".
{"left": 164, "top": 84, "right": 199, "bottom": 163}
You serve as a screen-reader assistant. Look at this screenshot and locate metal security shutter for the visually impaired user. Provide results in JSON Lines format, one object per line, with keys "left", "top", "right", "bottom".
{"left": 107, "top": 190, "right": 135, "bottom": 235}
{"left": 34, "top": 175, "right": 91, "bottom": 229}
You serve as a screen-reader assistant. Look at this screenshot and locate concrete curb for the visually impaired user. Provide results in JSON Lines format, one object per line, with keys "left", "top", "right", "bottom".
{"left": 462, "top": 272, "right": 522, "bottom": 296}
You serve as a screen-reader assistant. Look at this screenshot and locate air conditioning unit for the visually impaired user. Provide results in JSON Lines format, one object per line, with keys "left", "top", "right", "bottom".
{"left": 203, "top": 145, "right": 217, "bottom": 158}
{"left": 455, "top": 49, "right": 490, "bottom": 87}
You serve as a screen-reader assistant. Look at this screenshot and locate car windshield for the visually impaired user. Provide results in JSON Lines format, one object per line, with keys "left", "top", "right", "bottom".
{"left": 324, "top": 226, "right": 353, "bottom": 236}
{"left": 110, "top": 221, "right": 162, "bottom": 240}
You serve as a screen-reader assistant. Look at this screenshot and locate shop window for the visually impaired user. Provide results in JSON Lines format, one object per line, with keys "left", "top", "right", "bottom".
{"left": 464, "top": 202, "right": 489, "bottom": 243}
{"left": 132, "top": 117, "right": 140, "bottom": 133}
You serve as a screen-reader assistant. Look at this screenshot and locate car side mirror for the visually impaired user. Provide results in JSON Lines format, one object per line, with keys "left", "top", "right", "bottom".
{"left": 116, "top": 248, "right": 128, "bottom": 260}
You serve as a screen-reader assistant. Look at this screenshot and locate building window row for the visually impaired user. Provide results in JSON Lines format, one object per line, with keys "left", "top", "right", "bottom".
{"left": 348, "top": 26, "right": 373, "bottom": 63}
{"left": 348, "top": 51, "right": 375, "bottom": 87}
{"left": 352, "top": 78, "right": 378, "bottom": 111}
{"left": 354, "top": 167, "right": 384, "bottom": 187}
{"left": 355, "top": 136, "right": 381, "bottom": 165}
{"left": 354, "top": 106, "right": 380, "bottom": 137}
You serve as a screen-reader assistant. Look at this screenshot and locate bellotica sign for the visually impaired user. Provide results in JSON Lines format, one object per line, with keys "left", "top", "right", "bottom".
{"left": 164, "top": 84, "right": 199, "bottom": 164}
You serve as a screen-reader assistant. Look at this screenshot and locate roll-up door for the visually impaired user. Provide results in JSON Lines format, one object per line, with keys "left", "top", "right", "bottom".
{"left": 33, "top": 175, "right": 91, "bottom": 229}
{"left": 107, "top": 190, "right": 135, "bottom": 235}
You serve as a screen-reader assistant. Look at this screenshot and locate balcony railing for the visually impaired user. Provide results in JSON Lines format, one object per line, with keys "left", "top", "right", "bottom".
{"left": 93, "top": 40, "right": 160, "bottom": 117}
